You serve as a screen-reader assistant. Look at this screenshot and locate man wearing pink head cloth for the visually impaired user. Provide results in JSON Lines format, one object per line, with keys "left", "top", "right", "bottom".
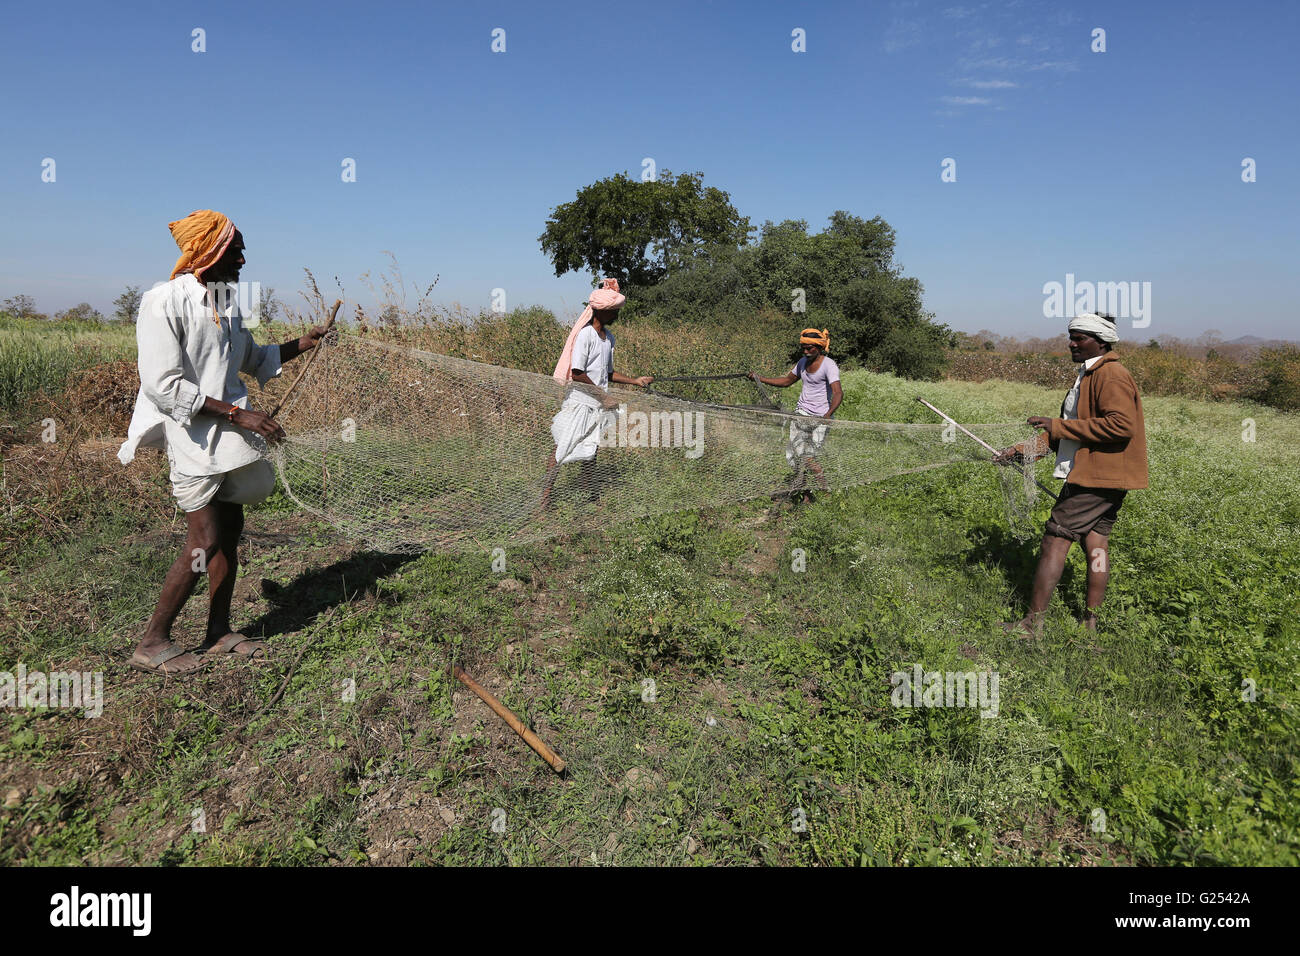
{"left": 539, "top": 279, "right": 654, "bottom": 510}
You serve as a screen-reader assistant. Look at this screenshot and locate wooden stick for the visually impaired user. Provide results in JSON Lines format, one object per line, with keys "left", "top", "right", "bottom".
{"left": 915, "top": 396, "right": 1059, "bottom": 500}
{"left": 269, "top": 299, "right": 342, "bottom": 419}
{"left": 915, "top": 396, "right": 998, "bottom": 452}
{"left": 452, "top": 666, "right": 566, "bottom": 774}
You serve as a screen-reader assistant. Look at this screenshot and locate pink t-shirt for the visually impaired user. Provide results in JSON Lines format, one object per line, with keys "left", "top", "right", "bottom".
{"left": 791, "top": 355, "right": 840, "bottom": 416}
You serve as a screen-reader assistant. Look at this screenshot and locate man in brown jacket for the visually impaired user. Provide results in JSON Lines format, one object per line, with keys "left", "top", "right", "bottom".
{"left": 995, "top": 313, "right": 1148, "bottom": 635}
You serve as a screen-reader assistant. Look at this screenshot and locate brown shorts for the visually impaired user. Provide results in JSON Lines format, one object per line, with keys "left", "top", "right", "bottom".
{"left": 1044, "top": 483, "right": 1127, "bottom": 542}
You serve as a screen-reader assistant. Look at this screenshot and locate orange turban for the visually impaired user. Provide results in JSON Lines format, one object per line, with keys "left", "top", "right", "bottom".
{"left": 800, "top": 327, "right": 829, "bottom": 351}
{"left": 168, "top": 210, "right": 235, "bottom": 283}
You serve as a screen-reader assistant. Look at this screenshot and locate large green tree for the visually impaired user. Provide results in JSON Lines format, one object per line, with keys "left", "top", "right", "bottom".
{"left": 539, "top": 170, "right": 752, "bottom": 286}
{"left": 631, "top": 211, "right": 951, "bottom": 378}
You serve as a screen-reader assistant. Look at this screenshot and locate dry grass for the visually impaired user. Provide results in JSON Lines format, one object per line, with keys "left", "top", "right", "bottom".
{"left": 945, "top": 343, "right": 1297, "bottom": 407}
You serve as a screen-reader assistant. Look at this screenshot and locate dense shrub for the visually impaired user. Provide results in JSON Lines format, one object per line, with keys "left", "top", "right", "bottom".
{"left": 1248, "top": 346, "right": 1300, "bottom": 411}
{"left": 869, "top": 322, "right": 949, "bottom": 380}
{"left": 627, "top": 213, "right": 949, "bottom": 380}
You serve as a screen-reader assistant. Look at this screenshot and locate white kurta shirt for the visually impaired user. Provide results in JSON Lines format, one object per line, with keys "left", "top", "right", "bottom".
{"left": 1053, "top": 354, "right": 1102, "bottom": 479}
{"left": 117, "top": 274, "right": 282, "bottom": 476}
{"left": 567, "top": 323, "right": 614, "bottom": 409}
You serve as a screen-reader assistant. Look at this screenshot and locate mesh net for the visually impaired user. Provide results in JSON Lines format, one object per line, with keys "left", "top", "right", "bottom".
{"left": 997, "top": 452, "right": 1043, "bottom": 542}
{"left": 645, "top": 373, "right": 785, "bottom": 411}
{"left": 269, "top": 332, "right": 1042, "bottom": 554}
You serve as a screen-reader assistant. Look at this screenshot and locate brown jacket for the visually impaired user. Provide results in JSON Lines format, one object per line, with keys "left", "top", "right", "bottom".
{"left": 1045, "top": 352, "right": 1148, "bottom": 490}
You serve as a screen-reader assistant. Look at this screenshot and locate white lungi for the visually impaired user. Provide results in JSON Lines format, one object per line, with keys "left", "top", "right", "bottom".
{"left": 551, "top": 396, "right": 615, "bottom": 466}
{"left": 785, "top": 410, "right": 829, "bottom": 467}
{"left": 168, "top": 451, "right": 277, "bottom": 513}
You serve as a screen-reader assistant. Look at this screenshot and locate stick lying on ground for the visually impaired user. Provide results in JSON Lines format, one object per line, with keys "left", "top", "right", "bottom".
{"left": 269, "top": 299, "right": 343, "bottom": 419}
{"left": 452, "top": 665, "right": 567, "bottom": 774}
{"left": 915, "top": 396, "right": 1059, "bottom": 501}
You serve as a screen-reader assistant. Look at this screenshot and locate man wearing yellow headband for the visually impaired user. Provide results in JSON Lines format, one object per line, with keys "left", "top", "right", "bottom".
{"left": 117, "top": 210, "right": 329, "bottom": 676}
{"left": 752, "top": 328, "right": 842, "bottom": 502}
{"left": 994, "top": 312, "right": 1148, "bottom": 636}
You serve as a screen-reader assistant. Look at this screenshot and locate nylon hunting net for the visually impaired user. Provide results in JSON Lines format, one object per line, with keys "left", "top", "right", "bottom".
{"left": 268, "top": 332, "right": 1042, "bottom": 554}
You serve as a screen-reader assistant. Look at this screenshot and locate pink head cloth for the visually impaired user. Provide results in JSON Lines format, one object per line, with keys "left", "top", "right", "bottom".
{"left": 552, "top": 278, "right": 626, "bottom": 383}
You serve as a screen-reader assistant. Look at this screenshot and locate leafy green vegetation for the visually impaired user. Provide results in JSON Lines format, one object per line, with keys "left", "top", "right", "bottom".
{"left": 628, "top": 213, "right": 951, "bottom": 378}
{"left": 0, "top": 313, "right": 135, "bottom": 415}
{"left": 2, "top": 319, "right": 1296, "bottom": 866}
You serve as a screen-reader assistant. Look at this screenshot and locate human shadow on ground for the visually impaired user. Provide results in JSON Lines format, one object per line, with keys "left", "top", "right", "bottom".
{"left": 966, "top": 524, "right": 1091, "bottom": 616}
{"left": 243, "top": 549, "right": 420, "bottom": 640}
{"left": 965, "top": 524, "right": 1042, "bottom": 606}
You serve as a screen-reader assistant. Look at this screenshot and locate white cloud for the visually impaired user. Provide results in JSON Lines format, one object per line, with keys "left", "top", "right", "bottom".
{"left": 1027, "top": 60, "right": 1079, "bottom": 72}
{"left": 959, "top": 55, "right": 1077, "bottom": 73}
{"left": 884, "top": 17, "right": 925, "bottom": 53}
{"left": 883, "top": 0, "right": 927, "bottom": 53}
{"left": 960, "top": 55, "right": 1018, "bottom": 70}
{"left": 942, "top": 95, "right": 993, "bottom": 105}
{"left": 960, "top": 78, "right": 1018, "bottom": 88}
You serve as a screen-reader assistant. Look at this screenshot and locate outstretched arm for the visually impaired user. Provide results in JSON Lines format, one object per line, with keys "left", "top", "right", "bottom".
{"left": 569, "top": 368, "right": 630, "bottom": 409}
{"left": 611, "top": 371, "right": 654, "bottom": 387}
{"left": 751, "top": 371, "right": 798, "bottom": 388}
{"left": 993, "top": 429, "right": 1052, "bottom": 464}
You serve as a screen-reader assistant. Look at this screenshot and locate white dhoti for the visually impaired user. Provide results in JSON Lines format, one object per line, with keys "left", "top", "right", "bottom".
{"left": 167, "top": 449, "right": 277, "bottom": 513}
{"left": 785, "top": 410, "right": 829, "bottom": 467}
{"left": 550, "top": 396, "right": 615, "bottom": 465}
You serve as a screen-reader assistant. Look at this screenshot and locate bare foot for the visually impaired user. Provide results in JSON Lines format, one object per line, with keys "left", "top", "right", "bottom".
{"left": 1081, "top": 611, "right": 1098, "bottom": 631}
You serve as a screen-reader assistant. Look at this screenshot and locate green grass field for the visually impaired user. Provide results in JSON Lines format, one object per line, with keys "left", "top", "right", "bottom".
{"left": 0, "top": 315, "right": 135, "bottom": 414}
{"left": 2, "top": 327, "right": 1297, "bottom": 865}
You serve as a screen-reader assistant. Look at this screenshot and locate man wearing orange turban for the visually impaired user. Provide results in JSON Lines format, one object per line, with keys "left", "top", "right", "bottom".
{"left": 168, "top": 209, "right": 237, "bottom": 285}
{"left": 118, "top": 211, "right": 329, "bottom": 676}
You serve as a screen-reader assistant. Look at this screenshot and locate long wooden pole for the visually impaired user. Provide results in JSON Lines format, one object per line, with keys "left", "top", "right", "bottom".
{"left": 452, "top": 666, "right": 567, "bottom": 774}
{"left": 269, "top": 299, "right": 343, "bottom": 419}
{"left": 915, "top": 396, "right": 1059, "bottom": 500}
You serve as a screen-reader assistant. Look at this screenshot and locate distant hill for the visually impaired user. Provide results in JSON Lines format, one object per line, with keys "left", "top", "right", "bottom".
{"left": 1225, "top": 335, "right": 1297, "bottom": 347}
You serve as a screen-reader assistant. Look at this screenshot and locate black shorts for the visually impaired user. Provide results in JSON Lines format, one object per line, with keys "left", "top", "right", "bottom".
{"left": 1044, "top": 483, "right": 1127, "bottom": 542}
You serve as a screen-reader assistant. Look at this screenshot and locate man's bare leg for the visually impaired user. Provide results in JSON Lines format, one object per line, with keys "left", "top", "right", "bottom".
{"left": 196, "top": 502, "right": 266, "bottom": 657}
{"left": 538, "top": 451, "right": 559, "bottom": 512}
{"left": 1004, "top": 533, "right": 1073, "bottom": 637}
{"left": 1081, "top": 530, "right": 1110, "bottom": 630}
{"left": 579, "top": 457, "right": 598, "bottom": 501}
{"left": 202, "top": 501, "right": 240, "bottom": 639}
{"left": 131, "top": 505, "right": 222, "bottom": 673}
{"left": 807, "top": 457, "right": 828, "bottom": 490}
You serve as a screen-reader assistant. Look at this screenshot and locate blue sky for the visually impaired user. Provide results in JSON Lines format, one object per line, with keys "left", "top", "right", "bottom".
{"left": 1, "top": 0, "right": 1296, "bottom": 339}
